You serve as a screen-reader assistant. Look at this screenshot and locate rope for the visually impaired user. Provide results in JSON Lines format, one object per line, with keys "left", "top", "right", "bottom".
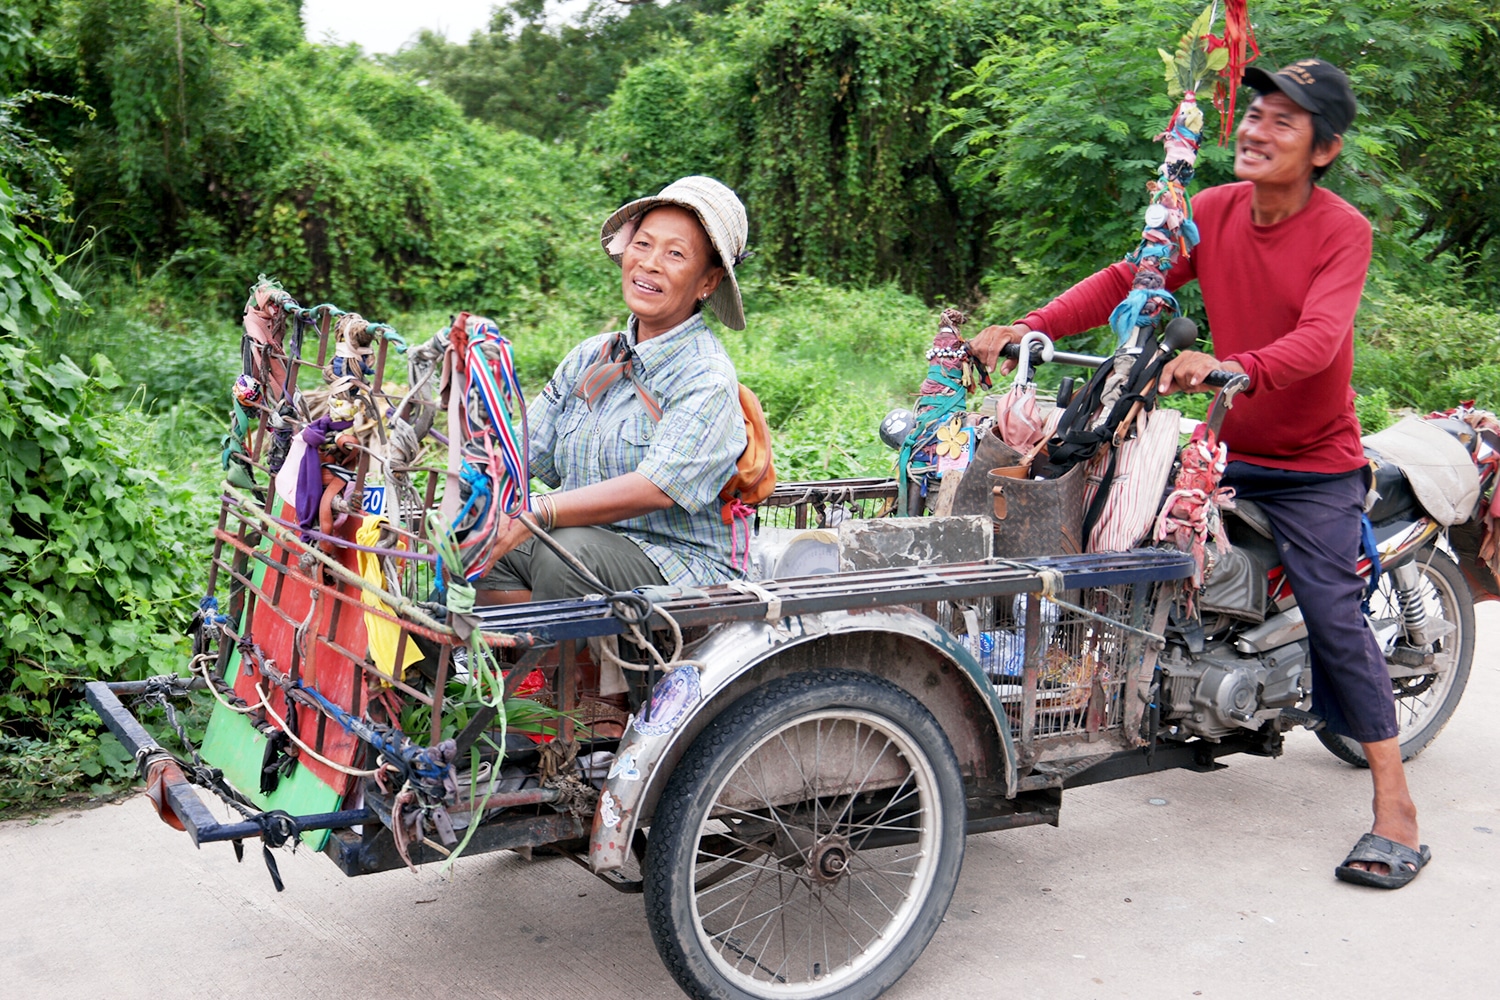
{"left": 252, "top": 682, "right": 382, "bottom": 779}
{"left": 722, "top": 498, "right": 756, "bottom": 573}
{"left": 515, "top": 510, "right": 706, "bottom": 684}
{"left": 991, "top": 559, "right": 1167, "bottom": 645}
{"left": 727, "top": 579, "right": 784, "bottom": 623}
{"left": 219, "top": 483, "right": 524, "bottom": 650}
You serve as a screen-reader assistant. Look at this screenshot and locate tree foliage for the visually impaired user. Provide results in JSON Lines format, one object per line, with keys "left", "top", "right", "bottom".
{"left": 0, "top": 176, "right": 79, "bottom": 335}
{"left": 592, "top": 0, "right": 1003, "bottom": 299}
{"left": 945, "top": 0, "right": 1500, "bottom": 299}
{"left": 389, "top": 0, "right": 732, "bottom": 144}
{"left": 17, "top": 0, "right": 613, "bottom": 317}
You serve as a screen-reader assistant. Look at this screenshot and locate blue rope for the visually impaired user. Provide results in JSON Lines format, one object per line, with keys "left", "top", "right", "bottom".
{"left": 293, "top": 681, "right": 448, "bottom": 784}
{"left": 451, "top": 460, "right": 492, "bottom": 535}
{"left": 198, "top": 595, "right": 232, "bottom": 629}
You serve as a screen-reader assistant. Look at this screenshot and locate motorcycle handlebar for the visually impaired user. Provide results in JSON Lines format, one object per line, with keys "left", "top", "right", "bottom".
{"left": 1000, "top": 342, "right": 1251, "bottom": 391}
{"left": 1203, "top": 370, "right": 1251, "bottom": 389}
{"left": 1000, "top": 341, "right": 1109, "bottom": 370}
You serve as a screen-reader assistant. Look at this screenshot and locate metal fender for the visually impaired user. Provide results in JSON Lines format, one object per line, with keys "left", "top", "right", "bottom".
{"left": 589, "top": 607, "right": 1016, "bottom": 872}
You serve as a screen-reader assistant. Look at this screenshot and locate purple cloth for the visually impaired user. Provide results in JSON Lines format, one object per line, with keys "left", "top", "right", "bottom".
{"left": 297, "top": 417, "right": 353, "bottom": 540}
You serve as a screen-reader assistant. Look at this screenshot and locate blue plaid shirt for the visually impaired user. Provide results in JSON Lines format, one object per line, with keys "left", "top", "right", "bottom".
{"left": 529, "top": 313, "right": 746, "bottom": 586}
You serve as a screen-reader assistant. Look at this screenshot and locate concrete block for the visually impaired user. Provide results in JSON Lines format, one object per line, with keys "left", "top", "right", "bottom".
{"left": 837, "top": 515, "right": 991, "bottom": 572}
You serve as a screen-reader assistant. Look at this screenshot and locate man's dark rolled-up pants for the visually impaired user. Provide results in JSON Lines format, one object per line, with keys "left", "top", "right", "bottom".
{"left": 1222, "top": 461, "right": 1398, "bottom": 744}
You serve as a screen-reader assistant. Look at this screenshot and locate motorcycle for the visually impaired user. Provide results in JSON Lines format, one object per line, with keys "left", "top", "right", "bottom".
{"left": 1002, "top": 334, "right": 1496, "bottom": 765}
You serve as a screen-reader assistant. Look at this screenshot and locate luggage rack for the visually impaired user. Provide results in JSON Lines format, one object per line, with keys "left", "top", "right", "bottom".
{"left": 472, "top": 549, "right": 1194, "bottom": 642}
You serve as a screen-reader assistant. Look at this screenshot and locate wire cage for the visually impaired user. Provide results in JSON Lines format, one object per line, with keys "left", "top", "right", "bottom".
{"left": 756, "top": 478, "right": 1163, "bottom": 744}
{"left": 755, "top": 478, "right": 901, "bottom": 531}
{"left": 947, "top": 581, "right": 1160, "bottom": 743}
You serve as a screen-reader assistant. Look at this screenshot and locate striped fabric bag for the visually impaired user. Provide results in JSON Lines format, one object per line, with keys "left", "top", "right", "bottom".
{"left": 1082, "top": 407, "right": 1180, "bottom": 552}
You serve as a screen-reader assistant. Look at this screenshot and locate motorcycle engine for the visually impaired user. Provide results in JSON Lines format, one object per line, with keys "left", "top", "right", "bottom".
{"left": 1158, "top": 641, "right": 1309, "bottom": 740}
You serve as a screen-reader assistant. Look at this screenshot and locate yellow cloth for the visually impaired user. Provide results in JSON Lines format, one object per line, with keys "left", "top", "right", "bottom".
{"left": 355, "top": 517, "right": 423, "bottom": 683}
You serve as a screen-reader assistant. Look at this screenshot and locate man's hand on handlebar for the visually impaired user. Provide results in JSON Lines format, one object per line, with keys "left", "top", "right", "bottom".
{"left": 1157, "top": 351, "right": 1246, "bottom": 395}
{"left": 969, "top": 323, "right": 1030, "bottom": 375}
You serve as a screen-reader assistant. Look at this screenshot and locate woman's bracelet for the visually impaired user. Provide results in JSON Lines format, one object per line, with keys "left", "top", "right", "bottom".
{"left": 535, "top": 493, "right": 558, "bottom": 532}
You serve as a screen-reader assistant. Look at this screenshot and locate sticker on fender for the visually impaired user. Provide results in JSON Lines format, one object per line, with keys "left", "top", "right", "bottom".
{"left": 633, "top": 665, "right": 701, "bottom": 737}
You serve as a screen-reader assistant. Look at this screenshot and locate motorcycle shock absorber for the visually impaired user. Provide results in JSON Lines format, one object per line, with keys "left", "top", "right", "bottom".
{"left": 1389, "top": 562, "right": 1428, "bottom": 644}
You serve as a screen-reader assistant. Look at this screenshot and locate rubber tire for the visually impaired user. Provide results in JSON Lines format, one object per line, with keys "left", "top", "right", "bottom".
{"left": 1316, "top": 545, "right": 1474, "bottom": 766}
{"left": 643, "top": 669, "right": 966, "bottom": 1000}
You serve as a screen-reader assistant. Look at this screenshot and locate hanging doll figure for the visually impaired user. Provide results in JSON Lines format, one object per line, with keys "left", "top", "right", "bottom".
{"left": 296, "top": 390, "right": 363, "bottom": 574}
{"left": 329, "top": 312, "right": 376, "bottom": 381}
{"left": 221, "top": 375, "right": 264, "bottom": 491}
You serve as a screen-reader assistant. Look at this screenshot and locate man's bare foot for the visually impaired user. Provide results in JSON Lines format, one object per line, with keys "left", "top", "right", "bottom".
{"left": 1350, "top": 737, "right": 1418, "bottom": 876}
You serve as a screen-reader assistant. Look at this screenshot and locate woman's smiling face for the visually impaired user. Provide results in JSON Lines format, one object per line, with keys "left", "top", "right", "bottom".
{"left": 620, "top": 205, "right": 724, "bottom": 339}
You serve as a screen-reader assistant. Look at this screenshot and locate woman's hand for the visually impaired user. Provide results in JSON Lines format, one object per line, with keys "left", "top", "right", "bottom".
{"left": 1157, "top": 352, "right": 1245, "bottom": 395}
{"left": 969, "top": 323, "right": 1030, "bottom": 375}
{"left": 531, "top": 473, "right": 675, "bottom": 535}
{"left": 492, "top": 513, "right": 534, "bottom": 561}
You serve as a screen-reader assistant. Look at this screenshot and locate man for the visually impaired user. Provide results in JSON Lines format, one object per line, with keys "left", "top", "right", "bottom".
{"left": 971, "top": 59, "right": 1429, "bottom": 889}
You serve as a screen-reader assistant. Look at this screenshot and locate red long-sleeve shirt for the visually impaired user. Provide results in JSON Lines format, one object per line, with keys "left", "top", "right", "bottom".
{"left": 1021, "top": 181, "right": 1373, "bottom": 474}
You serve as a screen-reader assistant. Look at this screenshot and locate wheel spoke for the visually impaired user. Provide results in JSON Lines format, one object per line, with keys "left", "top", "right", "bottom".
{"left": 659, "top": 682, "right": 958, "bottom": 997}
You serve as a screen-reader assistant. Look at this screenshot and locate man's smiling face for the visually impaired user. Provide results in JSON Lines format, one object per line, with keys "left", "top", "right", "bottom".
{"left": 1234, "top": 91, "right": 1326, "bottom": 188}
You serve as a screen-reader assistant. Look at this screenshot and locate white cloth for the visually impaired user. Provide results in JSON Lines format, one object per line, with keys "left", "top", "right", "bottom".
{"left": 1362, "top": 416, "right": 1480, "bottom": 526}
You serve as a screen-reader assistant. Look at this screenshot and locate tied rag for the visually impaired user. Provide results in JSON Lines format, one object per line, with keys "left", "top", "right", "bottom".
{"left": 574, "top": 333, "right": 663, "bottom": 420}
{"left": 296, "top": 416, "right": 355, "bottom": 541}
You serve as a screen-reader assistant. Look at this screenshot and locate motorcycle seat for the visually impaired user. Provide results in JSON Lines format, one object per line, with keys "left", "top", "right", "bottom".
{"left": 1366, "top": 458, "right": 1418, "bottom": 526}
{"left": 1229, "top": 498, "right": 1274, "bottom": 539}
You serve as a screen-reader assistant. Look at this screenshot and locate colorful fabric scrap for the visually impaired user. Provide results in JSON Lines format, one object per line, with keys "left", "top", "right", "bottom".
{"left": 897, "top": 309, "right": 988, "bottom": 512}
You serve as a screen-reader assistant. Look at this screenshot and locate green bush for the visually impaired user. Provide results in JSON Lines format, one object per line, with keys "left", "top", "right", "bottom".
{"left": 1354, "top": 290, "right": 1500, "bottom": 413}
{"left": 0, "top": 344, "right": 202, "bottom": 737}
{"left": 723, "top": 276, "right": 939, "bottom": 480}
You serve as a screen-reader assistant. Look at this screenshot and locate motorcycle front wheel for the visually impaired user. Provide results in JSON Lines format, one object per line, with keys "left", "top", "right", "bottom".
{"left": 1316, "top": 544, "right": 1474, "bottom": 765}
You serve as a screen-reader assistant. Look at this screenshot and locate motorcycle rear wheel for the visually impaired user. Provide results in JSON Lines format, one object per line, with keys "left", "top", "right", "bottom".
{"left": 1316, "top": 544, "right": 1473, "bottom": 766}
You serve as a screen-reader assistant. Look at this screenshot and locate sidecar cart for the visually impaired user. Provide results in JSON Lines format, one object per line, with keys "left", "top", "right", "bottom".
{"left": 83, "top": 282, "right": 1246, "bottom": 1000}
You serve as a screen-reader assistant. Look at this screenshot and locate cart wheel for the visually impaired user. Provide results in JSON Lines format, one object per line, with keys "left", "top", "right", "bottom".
{"left": 643, "top": 669, "right": 965, "bottom": 1000}
{"left": 1316, "top": 544, "right": 1474, "bottom": 765}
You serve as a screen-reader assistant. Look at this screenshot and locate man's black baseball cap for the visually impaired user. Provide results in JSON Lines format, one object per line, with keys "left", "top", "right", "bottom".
{"left": 1243, "top": 59, "right": 1357, "bottom": 135}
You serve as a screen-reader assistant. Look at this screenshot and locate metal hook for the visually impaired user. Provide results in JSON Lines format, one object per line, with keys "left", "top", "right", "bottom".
{"left": 1015, "top": 331, "right": 1055, "bottom": 384}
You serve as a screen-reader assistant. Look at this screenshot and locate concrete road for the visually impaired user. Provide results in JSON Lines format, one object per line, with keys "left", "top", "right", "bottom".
{"left": 3, "top": 607, "right": 1497, "bottom": 1000}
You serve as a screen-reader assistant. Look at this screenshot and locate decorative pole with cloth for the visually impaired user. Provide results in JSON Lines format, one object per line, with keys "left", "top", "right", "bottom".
{"left": 1037, "top": 3, "right": 1255, "bottom": 547}
{"left": 1115, "top": 1, "right": 1254, "bottom": 355}
{"left": 1146, "top": 3, "right": 1260, "bottom": 592}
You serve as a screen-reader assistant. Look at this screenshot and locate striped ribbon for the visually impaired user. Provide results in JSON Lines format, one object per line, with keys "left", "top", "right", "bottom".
{"left": 446, "top": 315, "right": 531, "bottom": 583}
{"left": 463, "top": 324, "right": 530, "bottom": 518}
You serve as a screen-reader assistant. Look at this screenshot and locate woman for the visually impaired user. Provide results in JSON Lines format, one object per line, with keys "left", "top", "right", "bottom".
{"left": 476, "top": 176, "right": 749, "bottom": 604}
